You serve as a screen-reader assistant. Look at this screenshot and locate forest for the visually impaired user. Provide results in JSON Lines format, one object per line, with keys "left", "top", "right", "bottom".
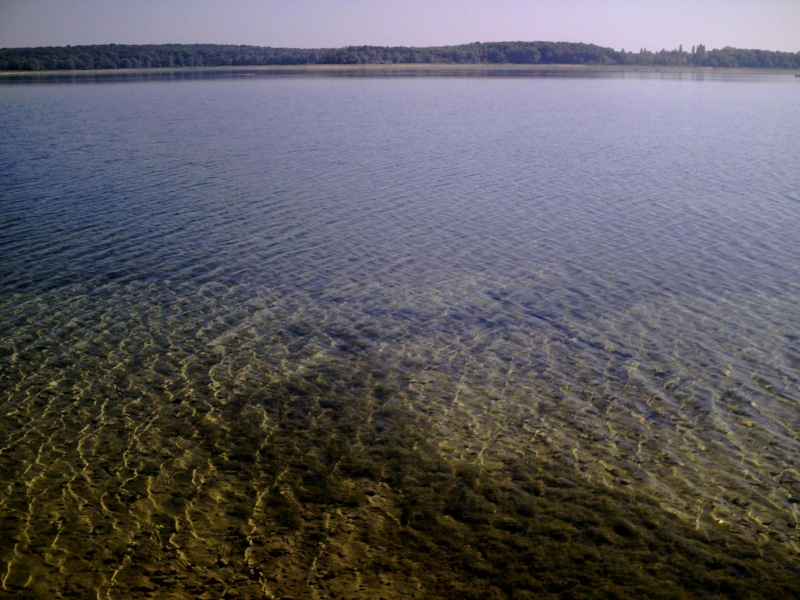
{"left": 1, "top": 41, "right": 799, "bottom": 71}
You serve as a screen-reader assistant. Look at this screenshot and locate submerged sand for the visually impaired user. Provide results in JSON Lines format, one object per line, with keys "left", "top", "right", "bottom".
{"left": 1, "top": 278, "right": 798, "bottom": 599}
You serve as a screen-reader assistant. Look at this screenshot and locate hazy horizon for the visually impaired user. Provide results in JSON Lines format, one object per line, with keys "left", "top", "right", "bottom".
{"left": 1, "top": 0, "right": 798, "bottom": 53}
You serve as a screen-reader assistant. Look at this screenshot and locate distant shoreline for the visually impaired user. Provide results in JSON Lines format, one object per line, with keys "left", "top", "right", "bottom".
{"left": 4, "top": 41, "right": 798, "bottom": 72}
{"left": 2, "top": 64, "right": 798, "bottom": 77}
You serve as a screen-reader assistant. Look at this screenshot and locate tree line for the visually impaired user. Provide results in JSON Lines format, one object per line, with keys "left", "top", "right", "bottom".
{"left": 1, "top": 41, "right": 798, "bottom": 71}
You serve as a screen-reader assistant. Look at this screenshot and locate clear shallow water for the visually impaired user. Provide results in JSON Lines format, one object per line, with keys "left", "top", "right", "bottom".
{"left": 1, "top": 70, "right": 800, "bottom": 598}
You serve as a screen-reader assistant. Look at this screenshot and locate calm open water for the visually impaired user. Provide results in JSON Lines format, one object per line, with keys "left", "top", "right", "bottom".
{"left": 1, "top": 69, "right": 800, "bottom": 598}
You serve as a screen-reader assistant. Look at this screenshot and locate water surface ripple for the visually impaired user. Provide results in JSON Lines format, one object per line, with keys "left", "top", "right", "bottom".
{"left": 1, "top": 71, "right": 799, "bottom": 598}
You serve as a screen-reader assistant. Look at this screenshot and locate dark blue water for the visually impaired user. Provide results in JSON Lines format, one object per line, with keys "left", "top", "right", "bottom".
{"left": 1, "top": 70, "right": 799, "bottom": 598}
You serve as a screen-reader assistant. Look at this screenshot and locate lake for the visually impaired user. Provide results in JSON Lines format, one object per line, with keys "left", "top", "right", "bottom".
{"left": 1, "top": 68, "right": 799, "bottom": 598}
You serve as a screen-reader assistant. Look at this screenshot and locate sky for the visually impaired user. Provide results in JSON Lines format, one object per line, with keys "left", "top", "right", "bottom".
{"left": 1, "top": 0, "right": 798, "bottom": 53}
